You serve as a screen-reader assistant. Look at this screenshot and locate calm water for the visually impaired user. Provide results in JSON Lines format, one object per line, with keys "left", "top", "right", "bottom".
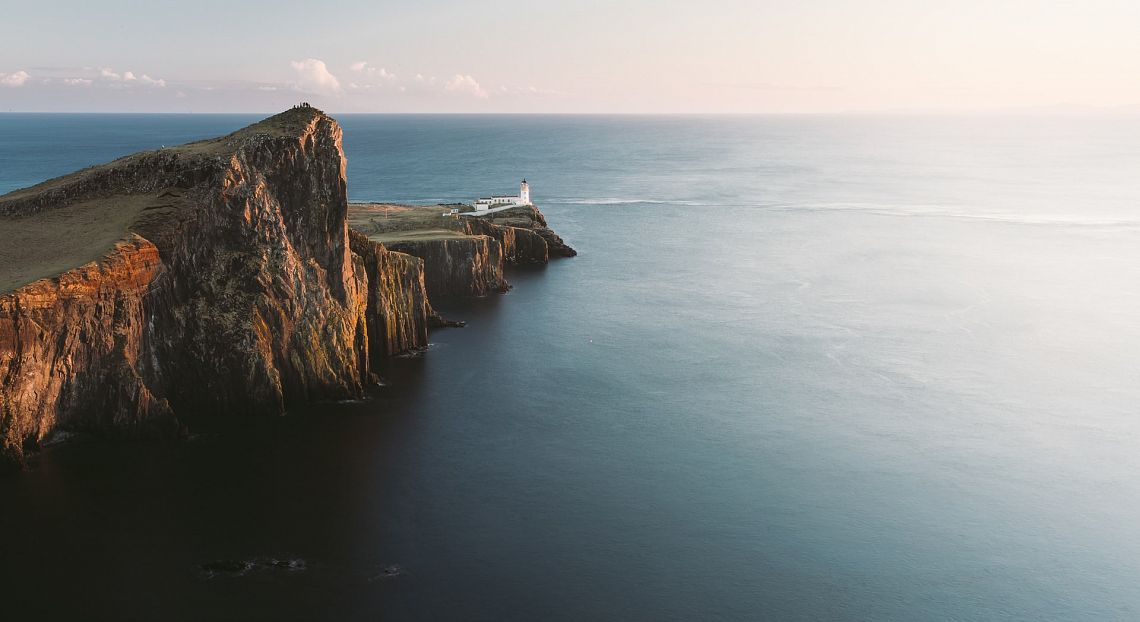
{"left": 2, "top": 113, "right": 1140, "bottom": 620}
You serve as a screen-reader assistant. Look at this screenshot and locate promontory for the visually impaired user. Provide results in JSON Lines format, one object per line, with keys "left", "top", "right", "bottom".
{"left": 0, "top": 107, "right": 573, "bottom": 470}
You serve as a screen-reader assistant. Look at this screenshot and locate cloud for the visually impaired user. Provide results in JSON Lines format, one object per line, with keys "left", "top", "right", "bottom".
{"left": 445, "top": 74, "right": 488, "bottom": 98}
{"left": 97, "top": 67, "right": 165, "bottom": 87}
{"left": 290, "top": 58, "right": 342, "bottom": 96}
{"left": 64, "top": 78, "right": 93, "bottom": 86}
{"left": 0, "top": 70, "right": 31, "bottom": 87}
{"left": 350, "top": 61, "right": 396, "bottom": 80}
{"left": 498, "top": 84, "right": 561, "bottom": 96}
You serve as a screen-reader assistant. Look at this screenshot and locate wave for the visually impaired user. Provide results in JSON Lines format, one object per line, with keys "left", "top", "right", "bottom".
{"left": 768, "top": 202, "right": 1140, "bottom": 229}
{"left": 554, "top": 198, "right": 711, "bottom": 206}
{"left": 377, "top": 194, "right": 1140, "bottom": 230}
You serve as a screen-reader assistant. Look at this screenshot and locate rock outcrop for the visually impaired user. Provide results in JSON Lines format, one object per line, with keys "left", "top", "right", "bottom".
{"left": 348, "top": 229, "right": 432, "bottom": 361}
{"left": 1, "top": 108, "right": 399, "bottom": 469}
{"left": 385, "top": 235, "right": 509, "bottom": 298}
{"left": 462, "top": 218, "right": 549, "bottom": 265}
{"left": 0, "top": 107, "right": 575, "bottom": 471}
{"left": 480, "top": 205, "right": 577, "bottom": 258}
{"left": 0, "top": 235, "right": 178, "bottom": 467}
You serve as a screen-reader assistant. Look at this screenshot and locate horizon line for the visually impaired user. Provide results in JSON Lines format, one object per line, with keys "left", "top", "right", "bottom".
{"left": 4, "top": 108, "right": 1140, "bottom": 117}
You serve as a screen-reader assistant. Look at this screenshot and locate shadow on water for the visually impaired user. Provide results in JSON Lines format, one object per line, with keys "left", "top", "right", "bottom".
{"left": 0, "top": 260, "right": 570, "bottom": 621}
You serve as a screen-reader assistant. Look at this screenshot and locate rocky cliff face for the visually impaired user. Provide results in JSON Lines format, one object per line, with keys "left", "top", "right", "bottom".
{"left": 479, "top": 205, "right": 577, "bottom": 258}
{"left": 0, "top": 108, "right": 576, "bottom": 470}
{"left": 348, "top": 229, "right": 432, "bottom": 361}
{"left": 0, "top": 108, "right": 423, "bottom": 470}
{"left": 463, "top": 218, "right": 549, "bottom": 265}
{"left": 0, "top": 235, "right": 176, "bottom": 467}
{"left": 385, "top": 235, "right": 509, "bottom": 298}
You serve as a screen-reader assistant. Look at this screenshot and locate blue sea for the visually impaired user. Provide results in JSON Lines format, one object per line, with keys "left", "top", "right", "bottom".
{"left": 2, "top": 113, "right": 1140, "bottom": 621}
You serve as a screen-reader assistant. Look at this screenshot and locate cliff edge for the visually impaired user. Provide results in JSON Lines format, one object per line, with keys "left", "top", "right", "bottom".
{"left": 0, "top": 108, "right": 434, "bottom": 470}
{"left": 347, "top": 202, "right": 576, "bottom": 299}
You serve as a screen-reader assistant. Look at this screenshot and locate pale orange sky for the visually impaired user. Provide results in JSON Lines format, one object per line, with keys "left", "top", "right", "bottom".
{"left": 2, "top": 0, "right": 1139, "bottom": 113}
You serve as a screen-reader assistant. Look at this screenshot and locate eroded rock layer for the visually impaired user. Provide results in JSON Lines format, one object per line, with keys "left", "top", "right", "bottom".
{"left": 0, "top": 108, "right": 575, "bottom": 471}
{"left": 463, "top": 218, "right": 549, "bottom": 265}
{"left": 348, "top": 229, "right": 433, "bottom": 361}
{"left": 385, "top": 235, "right": 509, "bottom": 298}
{"left": 1, "top": 109, "right": 393, "bottom": 469}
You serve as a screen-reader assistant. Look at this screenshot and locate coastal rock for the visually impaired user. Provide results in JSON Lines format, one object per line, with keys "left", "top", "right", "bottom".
{"left": 479, "top": 205, "right": 577, "bottom": 257}
{"left": 348, "top": 229, "right": 433, "bottom": 360}
{"left": 0, "top": 236, "right": 174, "bottom": 470}
{"left": 0, "top": 107, "right": 573, "bottom": 470}
{"left": 1, "top": 108, "right": 370, "bottom": 468}
{"left": 463, "top": 217, "right": 549, "bottom": 265}
{"left": 385, "top": 235, "right": 509, "bottom": 298}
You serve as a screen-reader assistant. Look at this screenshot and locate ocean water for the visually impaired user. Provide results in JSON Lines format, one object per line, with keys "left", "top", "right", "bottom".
{"left": 2, "top": 113, "right": 1140, "bottom": 621}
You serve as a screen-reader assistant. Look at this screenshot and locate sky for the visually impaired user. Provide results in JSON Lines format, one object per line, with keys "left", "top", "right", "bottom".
{"left": 1, "top": 0, "right": 1139, "bottom": 113}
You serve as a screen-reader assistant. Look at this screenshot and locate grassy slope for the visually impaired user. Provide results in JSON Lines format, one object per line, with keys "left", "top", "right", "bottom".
{"left": 347, "top": 203, "right": 472, "bottom": 243}
{"left": 0, "top": 107, "right": 321, "bottom": 294}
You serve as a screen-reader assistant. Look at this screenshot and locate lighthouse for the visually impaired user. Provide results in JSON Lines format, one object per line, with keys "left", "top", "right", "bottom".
{"left": 473, "top": 179, "right": 533, "bottom": 211}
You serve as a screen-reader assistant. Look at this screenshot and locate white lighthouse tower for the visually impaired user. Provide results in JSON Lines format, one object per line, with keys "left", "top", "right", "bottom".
{"left": 473, "top": 179, "right": 533, "bottom": 211}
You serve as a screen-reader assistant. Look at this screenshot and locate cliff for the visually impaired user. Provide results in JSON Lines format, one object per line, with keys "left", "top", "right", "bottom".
{"left": 478, "top": 205, "right": 578, "bottom": 258}
{"left": 0, "top": 108, "right": 575, "bottom": 471}
{"left": 0, "top": 108, "right": 400, "bottom": 470}
{"left": 346, "top": 202, "right": 576, "bottom": 300}
{"left": 462, "top": 217, "right": 549, "bottom": 265}
{"left": 384, "top": 235, "right": 508, "bottom": 298}
{"left": 347, "top": 229, "right": 433, "bottom": 361}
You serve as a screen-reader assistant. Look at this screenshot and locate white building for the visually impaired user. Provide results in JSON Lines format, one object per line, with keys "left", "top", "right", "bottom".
{"left": 474, "top": 179, "right": 531, "bottom": 211}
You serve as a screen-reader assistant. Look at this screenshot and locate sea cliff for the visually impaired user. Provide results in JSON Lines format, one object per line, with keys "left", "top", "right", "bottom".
{"left": 346, "top": 202, "right": 577, "bottom": 300}
{"left": 0, "top": 107, "right": 573, "bottom": 470}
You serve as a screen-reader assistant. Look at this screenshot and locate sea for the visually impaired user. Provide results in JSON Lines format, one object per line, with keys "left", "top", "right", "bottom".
{"left": 1, "top": 113, "right": 1140, "bottom": 621}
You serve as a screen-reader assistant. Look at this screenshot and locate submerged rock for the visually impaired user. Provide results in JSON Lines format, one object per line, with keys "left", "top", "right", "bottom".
{"left": 200, "top": 557, "right": 307, "bottom": 578}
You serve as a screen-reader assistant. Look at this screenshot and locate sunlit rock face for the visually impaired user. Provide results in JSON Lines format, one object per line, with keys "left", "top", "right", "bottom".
{"left": 0, "top": 108, "right": 399, "bottom": 469}
{"left": 0, "top": 107, "right": 577, "bottom": 470}
{"left": 349, "top": 229, "right": 433, "bottom": 361}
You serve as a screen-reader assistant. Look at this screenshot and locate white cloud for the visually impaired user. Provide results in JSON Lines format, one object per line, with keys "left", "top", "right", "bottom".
{"left": 499, "top": 84, "right": 561, "bottom": 96}
{"left": 445, "top": 74, "right": 488, "bottom": 98}
{"left": 290, "top": 58, "right": 342, "bottom": 96}
{"left": 0, "top": 70, "right": 31, "bottom": 87}
{"left": 350, "top": 61, "right": 396, "bottom": 80}
{"left": 64, "top": 77, "right": 93, "bottom": 86}
{"left": 97, "top": 68, "right": 164, "bottom": 87}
